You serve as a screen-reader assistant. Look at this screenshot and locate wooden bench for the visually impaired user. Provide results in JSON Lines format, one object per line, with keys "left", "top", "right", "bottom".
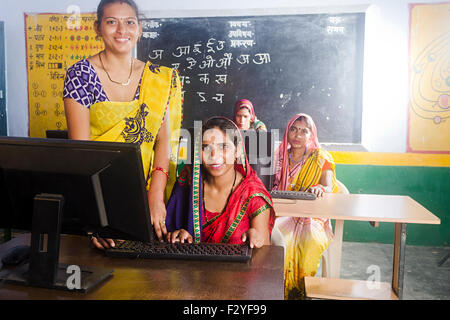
{"left": 304, "top": 277, "right": 398, "bottom": 300}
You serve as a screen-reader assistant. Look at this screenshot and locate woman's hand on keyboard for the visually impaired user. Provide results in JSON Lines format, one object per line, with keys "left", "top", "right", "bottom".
{"left": 91, "top": 236, "right": 116, "bottom": 250}
{"left": 308, "top": 184, "right": 325, "bottom": 197}
{"left": 167, "top": 229, "right": 193, "bottom": 244}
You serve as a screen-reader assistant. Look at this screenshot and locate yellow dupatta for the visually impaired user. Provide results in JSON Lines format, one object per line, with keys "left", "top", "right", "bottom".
{"left": 288, "top": 148, "right": 338, "bottom": 193}
{"left": 89, "top": 62, "right": 182, "bottom": 201}
{"left": 279, "top": 148, "right": 338, "bottom": 299}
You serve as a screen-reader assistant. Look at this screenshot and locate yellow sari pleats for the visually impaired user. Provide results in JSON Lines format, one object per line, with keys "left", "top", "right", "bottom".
{"left": 89, "top": 62, "right": 182, "bottom": 202}
{"left": 279, "top": 148, "right": 338, "bottom": 299}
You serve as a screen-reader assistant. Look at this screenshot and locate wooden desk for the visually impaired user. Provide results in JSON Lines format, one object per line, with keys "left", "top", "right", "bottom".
{"left": 273, "top": 193, "right": 441, "bottom": 300}
{"left": 0, "top": 234, "right": 284, "bottom": 300}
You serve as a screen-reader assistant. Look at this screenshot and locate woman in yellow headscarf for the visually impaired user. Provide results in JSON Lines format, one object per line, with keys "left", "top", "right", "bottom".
{"left": 63, "top": 0, "right": 182, "bottom": 246}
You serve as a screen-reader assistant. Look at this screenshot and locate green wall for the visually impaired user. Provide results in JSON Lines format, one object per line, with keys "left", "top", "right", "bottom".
{"left": 335, "top": 164, "right": 449, "bottom": 246}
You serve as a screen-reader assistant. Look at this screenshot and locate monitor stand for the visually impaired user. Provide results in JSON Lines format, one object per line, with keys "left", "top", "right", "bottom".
{"left": 0, "top": 193, "right": 113, "bottom": 293}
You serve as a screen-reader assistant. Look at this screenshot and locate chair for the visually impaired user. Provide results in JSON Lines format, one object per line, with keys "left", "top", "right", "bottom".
{"left": 320, "top": 179, "right": 348, "bottom": 278}
{"left": 270, "top": 221, "right": 286, "bottom": 252}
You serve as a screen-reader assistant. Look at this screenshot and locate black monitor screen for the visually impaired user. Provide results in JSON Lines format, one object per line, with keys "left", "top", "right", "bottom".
{"left": 0, "top": 137, "right": 153, "bottom": 243}
{"left": 240, "top": 130, "right": 274, "bottom": 190}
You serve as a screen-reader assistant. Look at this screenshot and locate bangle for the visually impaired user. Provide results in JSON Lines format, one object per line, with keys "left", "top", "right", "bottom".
{"left": 312, "top": 184, "right": 325, "bottom": 192}
{"left": 151, "top": 167, "right": 169, "bottom": 180}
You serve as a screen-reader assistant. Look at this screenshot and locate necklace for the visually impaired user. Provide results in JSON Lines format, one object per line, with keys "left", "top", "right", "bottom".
{"left": 202, "top": 169, "right": 237, "bottom": 221}
{"left": 98, "top": 51, "right": 134, "bottom": 86}
{"left": 289, "top": 147, "right": 307, "bottom": 165}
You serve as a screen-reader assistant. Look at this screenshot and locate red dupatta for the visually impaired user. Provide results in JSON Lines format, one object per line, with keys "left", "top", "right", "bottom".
{"left": 202, "top": 164, "right": 274, "bottom": 244}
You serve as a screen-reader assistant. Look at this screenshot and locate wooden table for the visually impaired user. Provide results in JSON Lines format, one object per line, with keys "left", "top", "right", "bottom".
{"left": 273, "top": 193, "right": 441, "bottom": 300}
{"left": 0, "top": 234, "right": 284, "bottom": 300}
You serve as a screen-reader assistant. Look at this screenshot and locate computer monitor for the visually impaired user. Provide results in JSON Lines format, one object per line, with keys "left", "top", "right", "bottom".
{"left": 240, "top": 130, "right": 276, "bottom": 191}
{"left": 0, "top": 137, "right": 153, "bottom": 292}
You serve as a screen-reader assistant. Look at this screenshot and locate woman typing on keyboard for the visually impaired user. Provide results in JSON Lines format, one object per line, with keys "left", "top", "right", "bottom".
{"left": 165, "top": 117, "right": 275, "bottom": 248}
{"left": 272, "top": 113, "right": 338, "bottom": 299}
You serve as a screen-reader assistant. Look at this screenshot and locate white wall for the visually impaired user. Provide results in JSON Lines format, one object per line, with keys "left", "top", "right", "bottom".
{"left": 0, "top": 0, "right": 442, "bottom": 152}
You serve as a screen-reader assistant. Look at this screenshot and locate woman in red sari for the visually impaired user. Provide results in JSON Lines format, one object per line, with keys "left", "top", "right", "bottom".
{"left": 165, "top": 117, "right": 274, "bottom": 247}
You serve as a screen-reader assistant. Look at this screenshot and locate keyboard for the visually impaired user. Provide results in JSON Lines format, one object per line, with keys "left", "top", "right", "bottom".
{"left": 105, "top": 240, "right": 253, "bottom": 262}
{"left": 270, "top": 190, "right": 317, "bottom": 200}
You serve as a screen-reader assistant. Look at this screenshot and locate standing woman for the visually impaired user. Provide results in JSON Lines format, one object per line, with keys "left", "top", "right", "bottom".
{"left": 272, "top": 113, "right": 339, "bottom": 299}
{"left": 63, "top": 0, "right": 183, "bottom": 245}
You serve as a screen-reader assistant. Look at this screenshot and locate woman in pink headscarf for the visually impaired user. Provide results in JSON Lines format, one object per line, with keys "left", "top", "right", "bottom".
{"left": 272, "top": 113, "right": 339, "bottom": 299}
{"left": 233, "top": 99, "right": 267, "bottom": 131}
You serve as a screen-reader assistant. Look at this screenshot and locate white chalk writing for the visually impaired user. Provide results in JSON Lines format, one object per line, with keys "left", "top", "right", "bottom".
{"left": 215, "top": 74, "right": 227, "bottom": 84}
{"left": 253, "top": 53, "right": 271, "bottom": 64}
{"left": 329, "top": 16, "right": 343, "bottom": 24}
{"left": 230, "top": 39, "right": 255, "bottom": 48}
{"left": 142, "top": 31, "right": 158, "bottom": 39}
{"left": 193, "top": 43, "right": 202, "bottom": 54}
{"left": 197, "top": 92, "right": 207, "bottom": 102}
{"left": 173, "top": 45, "right": 190, "bottom": 57}
{"left": 199, "top": 55, "right": 216, "bottom": 69}
{"left": 228, "top": 29, "right": 253, "bottom": 38}
{"left": 143, "top": 20, "right": 161, "bottom": 29}
{"left": 198, "top": 73, "right": 210, "bottom": 85}
{"left": 180, "top": 76, "right": 191, "bottom": 86}
{"left": 215, "top": 53, "right": 232, "bottom": 69}
{"left": 236, "top": 54, "right": 250, "bottom": 64}
{"left": 327, "top": 26, "right": 345, "bottom": 34}
{"left": 149, "top": 49, "right": 163, "bottom": 60}
{"left": 212, "top": 93, "right": 224, "bottom": 104}
{"left": 228, "top": 21, "right": 251, "bottom": 28}
{"left": 186, "top": 57, "right": 197, "bottom": 69}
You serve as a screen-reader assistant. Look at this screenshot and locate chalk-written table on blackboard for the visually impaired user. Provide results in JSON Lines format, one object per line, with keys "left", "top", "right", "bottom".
{"left": 137, "top": 12, "right": 365, "bottom": 143}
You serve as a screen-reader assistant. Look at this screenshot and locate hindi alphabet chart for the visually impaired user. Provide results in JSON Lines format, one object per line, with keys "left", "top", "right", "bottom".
{"left": 25, "top": 13, "right": 103, "bottom": 137}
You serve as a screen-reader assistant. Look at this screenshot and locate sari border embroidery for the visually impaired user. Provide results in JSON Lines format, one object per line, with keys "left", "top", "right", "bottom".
{"left": 250, "top": 203, "right": 271, "bottom": 219}
{"left": 202, "top": 211, "right": 223, "bottom": 229}
{"left": 221, "top": 192, "right": 272, "bottom": 243}
{"left": 192, "top": 129, "right": 202, "bottom": 243}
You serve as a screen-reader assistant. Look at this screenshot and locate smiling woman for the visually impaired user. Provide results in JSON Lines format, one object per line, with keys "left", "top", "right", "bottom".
{"left": 165, "top": 117, "right": 275, "bottom": 248}
{"left": 62, "top": 0, "right": 183, "bottom": 247}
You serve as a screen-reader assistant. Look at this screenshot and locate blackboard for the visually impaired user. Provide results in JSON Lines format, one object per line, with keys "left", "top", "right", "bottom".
{"left": 137, "top": 12, "right": 365, "bottom": 143}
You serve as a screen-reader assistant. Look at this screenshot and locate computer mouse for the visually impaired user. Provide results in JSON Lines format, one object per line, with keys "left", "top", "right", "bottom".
{"left": 1, "top": 245, "right": 30, "bottom": 265}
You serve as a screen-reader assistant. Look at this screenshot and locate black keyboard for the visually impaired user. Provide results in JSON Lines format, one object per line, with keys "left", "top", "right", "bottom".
{"left": 270, "top": 190, "right": 317, "bottom": 200}
{"left": 105, "top": 240, "right": 253, "bottom": 262}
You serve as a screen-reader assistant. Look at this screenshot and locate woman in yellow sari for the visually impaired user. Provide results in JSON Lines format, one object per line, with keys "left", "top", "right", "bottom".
{"left": 63, "top": 0, "right": 182, "bottom": 246}
{"left": 272, "top": 113, "right": 338, "bottom": 299}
